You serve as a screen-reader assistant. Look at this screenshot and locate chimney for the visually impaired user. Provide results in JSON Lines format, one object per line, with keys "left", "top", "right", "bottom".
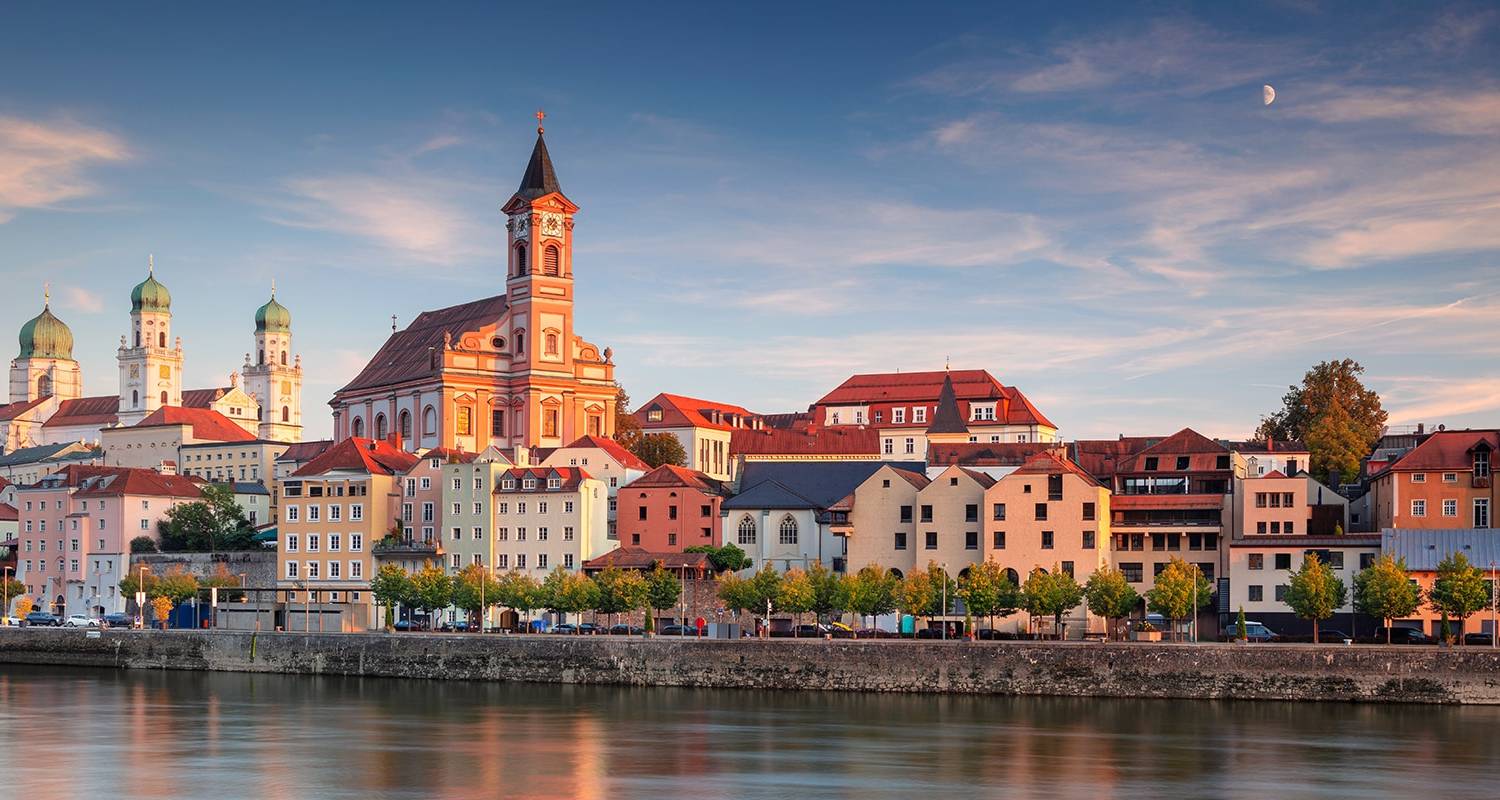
{"left": 158, "top": 460, "right": 177, "bottom": 476}
{"left": 1266, "top": 438, "right": 1274, "bottom": 452}
{"left": 1417, "top": 423, "right": 1425, "bottom": 434}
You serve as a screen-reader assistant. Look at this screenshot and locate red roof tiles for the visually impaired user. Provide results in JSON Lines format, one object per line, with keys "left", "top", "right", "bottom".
{"left": 1010, "top": 450, "right": 1104, "bottom": 488}
{"left": 0, "top": 502, "right": 16, "bottom": 522}
{"left": 634, "top": 393, "right": 758, "bottom": 432}
{"left": 0, "top": 398, "right": 46, "bottom": 422}
{"left": 43, "top": 395, "right": 118, "bottom": 428}
{"left": 561, "top": 435, "right": 651, "bottom": 471}
{"left": 624, "top": 464, "right": 729, "bottom": 495}
{"left": 729, "top": 426, "right": 881, "bottom": 457}
{"left": 492, "top": 466, "right": 592, "bottom": 493}
{"left": 337, "top": 296, "right": 509, "bottom": 395}
{"left": 72, "top": 469, "right": 203, "bottom": 499}
{"left": 814, "top": 369, "right": 1056, "bottom": 430}
{"left": 1386, "top": 430, "right": 1499, "bottom": 473}
{"left": 293, "top": 437, "right": 421, "bottom": 477}
{"left": 927, "top": 441, "right": 1061, "bottom": 468}
{"left": 136, "top": 406, "right": 256, "bottom": 442}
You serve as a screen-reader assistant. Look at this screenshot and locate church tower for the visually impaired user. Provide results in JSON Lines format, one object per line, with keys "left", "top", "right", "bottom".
{"left": 500, "top": 113, "right": 584, "bottom": 445}
{"left": 117, "top": 256, "right": 183, "bottom": 426}
{"left": 242, "top": 283, "right": 303, "bottom": 442}
{"left": 10, "top": 287, "right": 82, "bottom": 404}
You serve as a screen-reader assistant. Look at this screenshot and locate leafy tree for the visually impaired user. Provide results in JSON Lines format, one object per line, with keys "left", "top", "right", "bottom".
{"left": 498, "top": 571, "right": 544, "bottom": 629}
{"left": 152, "top": 569, "right": 200, "bottom": 605}
{"left": 1084, "top": 566, "right": 1140, "bottom": 641}
{"left": 631, "top": 433, "right": 688, "bottom": 469}
{"left": 1236, "top": 606, "right": 1249, "bottom": 642}
{"left": 1145, "top": 557, "right": 1214, "bottom": 641}
{"left": 592, "top": 565, "right": 648, "bottom": 626}
{"left": 1021, "top": 566, "right": 1084, "bottom": 640}
{"left": 958, "top": 561, "right": 1021, "bottom": 633}
{"left": 716, "top": 572, "right": 754, "bottom": 621}
{"left": 129, "top": 536, "right": 158, "bottom": 554}
{"left": 452, "top": 564, "right": 503, "bottom": 628}
{"left": 613, "top": 383, "right": 642, "bottom": 451}
{"left": 14, "top": 596, "right": 34, "bottom": 619}
{"left": 370, "top": 564, "right": 412, "bottom": 629}
{"left": 1253, "top": 359, "right": 1387, "bottom": 482}
{"left": 1429, "top": 552, "right": 1489, "bottom": 644}
{"left": 745, "top": 564, "right": 784, "bottom": 622}
{"left": 200, "top": 564, "right": 246, "bottom": 602}
{"left": 644, "top": 565, "right": 683, "bottom": 623}
{"left": 922, "top": 562, "right": 958, "bottom": 618}
{"left": 1353, "top": 555, "right": 1423, "bottom": 643}
{"left": 895, "top": 570, "right": 935, "bottom": 635}
{"left": 777, "top": 569, "right": 815, "bottom": 634}
{"left": 1283, "top": 552, "right": 1348, "bottom": 643}
{"left": 807, "top": 562, "right": 850, "bottom": 623}
{"left": 150, "top": 596, "right": 175, "bottom": 630}
{"left": 845, "top": 565, "right": 898, "bottom": 630}
{"left": 410, "top": 561, "right": 453, "bottom": 624}
{"left": 158, "top": 484, "right": 257, "bottom": 552}
{"left": 684, "top": 543, "right": 753, "bottom": 572}
{"left": 540, "top": 566, "right": 599, "bottom": 627}
{"left": 2, "top": 578, "right": 26, "bottom": 608}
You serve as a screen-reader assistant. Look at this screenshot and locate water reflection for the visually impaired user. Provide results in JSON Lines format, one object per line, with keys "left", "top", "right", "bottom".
{"left": 0, "top": 667, "right": 1496, "bottom": 799}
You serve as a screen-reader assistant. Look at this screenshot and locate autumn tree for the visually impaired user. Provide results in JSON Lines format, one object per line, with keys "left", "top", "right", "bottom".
{"left": 1283, "top": 552, "right": 1348, "bottom": 643}
{"left": 591, "top": 565, "right": 648, "bottom": 627}
{"left": 631, "top": 432, "right": 688, "bottom": 469}
{"left": 410, "top": 561, "right": 453, "bottom": 625}
{"left": 807, "top": 561, "right": 849, "bottom": 623}
{"left": 1145, "top": 557, "right": 1214, "bottom": 641}
{"left": 451, "top": 563, "right": 503, "bottom": 628}
{"left": 1254, "top": 359, "right": 1387, "bottom": 482}
{"left": 497, "top": 571, "right": 544, "bottom": 630}
{"left": 1084, "top": 566, "right": 1140, "bottom": 641}
{"left": 958, "top": 561, "right": 1020, "bottom": 632}
{"left": 613, "top": 383, "right": 642, "bottom": 451}
{"left": 1429, "top": 552, "right": 1489, "bottom": 644}
{"left": 541, "top": 566, "right": 599, "bottom": 627}
{"left": 1353, "top": 555, "right": 1422, "bottom": 643}
{"left": 895, "top": 570, "right": 935, "bottom": 636}
{"left": 777, "top": 568, "right": 814, "bottom": 634}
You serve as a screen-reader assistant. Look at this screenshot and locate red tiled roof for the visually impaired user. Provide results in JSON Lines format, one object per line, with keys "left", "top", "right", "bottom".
{"left": 926, "top": 441, "right": 1061, "bottom": 467}
{"left": 1111, "top": 428, "right": 1229, "bottom": 473}
{"left": 72, "top": 468, "right": 204, "bottom": 499}
{"left": 729, "top": 426, "right": 881, "bottom": 457}
{"left": 136, "top": 406, "right": 256, "bottom": 442}
{"left": 0, "top": 502, "right": 16, "bottom": 522}
{"left": 1071, "top": 436, "right": 1160, "bottom": 479}
{"left": 277, "top": 439, "right": 335, "bottom": 464}
{"left": 293, "top": 437, "right": 421, "bottom": 477}
{"left": 1010, "top": 450, "right": 1104, "bottom": 488}
{"left": 492, "top": 466, "right": 592, "bottom": 493}
{"left": 416, "top": 447, "right": 478, "bottom": 465}
{"left": 582, "top": 546, "right": 712, "bottom": 572}
{"left": 560, "top": 435, "right": 651, "bottom": 471}
{"left": 0, "top": 476, "right": 10, "bottom": 491}
{"left": 0, "top": 398, "right": 47, "bottom": 422}
{"left": 813, "top": 369, "right": 1055, "bottom": 430}
{"left": 336, "top": 296, "right": 509, "bottom": 395}
{"left": 623, "top": 464, "right": 729, "bottom": 495}
{"left": 1111, "top": 494, "right": 1225, "bottom": 510}
{"left": 1386, "top": 430, "right": 1499, "bottom": 473}
{"left": 43, "top": 395, "right": 118, "bottom": 428}
{"left": 21, "top": 464, "right": 131, "bottom": 490}
{"left": 634, "top": 393, "right": 758, "bottom": 432}
{"left": 1259, "top": 469, "right": 1288, "bottom": 479}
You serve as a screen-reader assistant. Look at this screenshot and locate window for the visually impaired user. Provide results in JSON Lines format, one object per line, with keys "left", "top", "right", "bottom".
{"left": 1041, "top": 531, "right": 1054, "bottom": 549}
{"left": 1034, "top": 503, "right": 1047, "bottom": 521}
{"left": 564, "top": 526, "right": 574, "bottom": 541}
{"left": 1477, "top": 499, "right": 1491, "bottom": 529}
{"left": 307, "top": 505, "right": 320, "bottom": 522}
{"left": 1082, "top": 502, "right": 1095, "bottom": 521}
{"left": 1176, "top": 456, "right": 1191, "bottom": 470}
{"left": 992, "top": 503, "right": 1006, "bottom": 521}
{"left": 894, "top": 532, "right": 907, "bottom": 550}
{"left": 924, "top": 531, "right": 937, "bottom": 550}
{"left": 1047, "top": 474, "right": 1063, "bottom": 500}
{"left": 307, "top": 534, "right": 319, "bottom": 552}
{"left": 456, "top": 405, "right": 473, "bottom": 436}
{"left": 286, "top": 506, "right": 299, "bottom": 522}
{"left": 1412, "top": 472, "right": 1427, "bottom": 483}
{"left": 543, "top": 244, "right": 560, "bottom": 276}
{"left": 900, "top": 505, "right": 913, "bottom": 523}
{"left": 965, "top": 504, "right": 978, "bottom": 523}
{"left": 329, "top": 505, "right": 342, "bottom": 522}
{"left": 399, "top": 410, "right": 411, "bottom": 440}
{"left": 329, "top": 561, "right": 341, "bottom": 579}
{"left": 516, "top": 554, "right": 527, "bottom": 569}
{"left": 913, "top": 407, "right": 926, "bottom": 424}
{"left": 538, "top": 527, "right": 549, "bottom": 541}
{"left": 738, "top": 516, "right": 756, "bottom": 545}
{"left": 564, "top": 554, "right": 574, "bottom": 570}
{"left": 1274, "top": 553, "right": 1291, "bottom": 570}
{"left": 537, "top": 553, "right": 548, "bottom": 570}
{"left": 329, "top": 534, "right": 341, "bottom": 551}
{"left": 920, "top": 505, "right": 933, "bottom": 523}
{"left": 350, "top": 561, "right": 362, "bottom": 579}
{"left": 668, "top": 505, "right": 678, "bottom": 520}
{"left": 965, "top": 531, "right": 978, "bottom": 550}
{"left": 893, "top": 408, "right": 906, "bottom": 424}
{"left": 1082, "top": 530, "right": 1095, "bottom": 549}
{"left": 883, "top": 439, "right": 893, "bottom": 455}
{"left": 991, "top": 530, "right": 1006, "bottom": 549}
{"left": 1248, "top": 585, "right": 1263, "bottom": 602}
{"left": 904, "top": 438, "right": 915, "bottom": 454}
{"left": 451, "top": 527, "right": 461, "bottom": 541}
{"left": 286, "top": 534, "right": 299, "bottom": 553}
{"left": 1443, "top": 472, "right": 1458, "bottom": 483}
{"left": 286, "top": 561, "right": 298, "bottom": 579}
{"left": 473, "top": 527, "right": 483, "bottom": 540}
{"left": 1274, "top": 584, "right": 1288, "bottom": 602}
{"left": 1248, "top": 553, "right": 1263, "bottom": 570}
{"left": 1144, "top": 457, "right": 1159, "bottom": 471}
{"left": 1411, "top": 499, "right": 1426, "bottom": 517}
{"left": 1120, "top": 563, "right": 1143, "bottom": 582}
{"left": 779, "top": 515, "right": 798, "bottom": 545}
{"left": 351, "top": 534, "right": 362, "bottom": 552}
{"left": 496, "top": 554, "right": 509, "bottom": 569}
{"left": 1476, "top": 450, "right": 1492, "bottom": 478}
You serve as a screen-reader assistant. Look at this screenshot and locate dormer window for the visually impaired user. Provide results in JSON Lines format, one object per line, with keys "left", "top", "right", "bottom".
{"left": 647, "top": 408, "right": 663, "bottom": 423}
{"left": 548, "top": 478, "right": 561, "bottom": 489}
{"left": 1475, "top": 449, "right": 1491, "bottom": 479}
{"left": 523, "top": 478, "right": 537, "bottom": 490}
{"left": 502, "top": 479, "right": 515, "bottom": 490}
{"left": 1144, "top": 457, "right": 1159, "bottom": 471}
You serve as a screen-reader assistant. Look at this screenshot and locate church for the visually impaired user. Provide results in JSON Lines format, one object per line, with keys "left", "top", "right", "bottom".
{"left": 0, "top": 266, "right": 305, "bottom": 451}
{"left": 330, "top": 120, "right": 618, "bottom": 452}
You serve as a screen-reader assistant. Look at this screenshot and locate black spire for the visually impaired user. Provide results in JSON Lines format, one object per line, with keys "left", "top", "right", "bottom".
{"left": 516, "top": 132, "right": 562, "bottom": 200}
{"left": 926, "top": 372, "right": 969, "bottom": 435}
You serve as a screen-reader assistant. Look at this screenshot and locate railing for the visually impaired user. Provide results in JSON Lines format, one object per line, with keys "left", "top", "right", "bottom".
{"left": 371, "top": 538, "right": 439, "bottom": 557}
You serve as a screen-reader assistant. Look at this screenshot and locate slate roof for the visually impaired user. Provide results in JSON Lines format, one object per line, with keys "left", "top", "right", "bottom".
{"left": 0, "top": 442, "right": 82, "bottom": 467}
{"left": 1085, "top": 428, "right": 1231, "bottom": 475}
{"left": 21, "top": 464, "right": 129, "bottom": 490}
{"left": 293, "top": 437, "right": 420, "bottom": 477}
{"left": 732, "top": 461, "right": 926, "bottom": 510}
{"left": 623, "top": 464, "right": 730, "bottom": 495}
{"left": 182, "top": 387, "right": 232, "bottom": 408}
{"left": 729, "top": 425, "right": 881, "bottom": 457}
{"left": 1230, "top": 534, "right": 1380, "bottom": 549}
{"left": 1382, "top": 528, "right": 1500, "bottom": 572}
{"left": 925, "top": 373, "right": 969, "bottom": 435}
{"left": 136, "top": 406, "right": 256, "bottom": 442}
{"left": 336, "top": 295, "right": 509, "bottom": 395}
{"left": 516, "top": 133, "right": 563, "bottom": 201}
{"left": 1070, "top": 436, "right": 1162, "bottom": 480}
{"left": 44, "top": 395, "right": 118, "bottom": 428}
{"left": 276, "top": 439, "right": 335, "bottom": 464}
{"left": 559, "top": 435, "right": 651, "bottom": 472}
{"left": 721, "top": 479, "right": 821, "bottom": 511}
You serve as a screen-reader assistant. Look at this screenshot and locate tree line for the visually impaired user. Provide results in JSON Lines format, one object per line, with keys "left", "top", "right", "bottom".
{"left": 1281, "top": 550, "right": 1491, "bottom": 644}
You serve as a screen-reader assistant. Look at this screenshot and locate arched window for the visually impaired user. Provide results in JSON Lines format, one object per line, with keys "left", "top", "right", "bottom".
{"left": 399, "top": 410, "right": 411, "bottom": 439}
{"left": 375, "top": 414, "right": 388, "bottom": 441}
{"left": 134, "top": 329, "right": 141, "bottom": 348}
{"left": 159, "top": 391, "right": 168, "bottom": 406}
{"left": 514, "top": 331, "right": 525, "bottom": 354}
{"left": 132, "top": 390, "right": 139, "bottom": 408}
{"left": 544, "top": 332, "right": 559, "bottom": 356}
{"left": 422, "top": 406, "right": 436, "bottom": 435}
{"left": 543, "top": 244, "right": 560, "bottom": 276}
{"left": 351, "top": 417, "right": 364, "bottom": 438}
{"left": 889, "top": 568, "right": 904, "bottom": 580}
{"left": 282, "top": 406, "right": 290, "bottom": 423}
{"left": 258, "top": 349, "right": 264, "bottom": 364}
{"left": 514, "top": 244, "right": 528, "bottom": 276}
{"left": 281, "top": 351, "right": 288, "bottom": 366}
{"left": 158, "top": 332, "right": 167, "bottom": 348}
{"left": 36, "top": 375, "right": 51, "bottom": 398}
{"left": 778, "top": 514, "right": 798, "bottom": 545}
{"left": 737, "top": 515, "right": 756, "bottom": 546}
{"left": 1004, "top": 568, "right": 1020, "bottom": 586}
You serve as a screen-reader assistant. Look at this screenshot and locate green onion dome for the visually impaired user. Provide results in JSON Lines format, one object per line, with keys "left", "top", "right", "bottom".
{"left": 131, "top": 271, "right": 171, "bottom": 313}
{"left": 255, "top": 292, "right": 291, "bottom": 334}
{"left": 18, "top": 303, "right": 74, "bottom": 360}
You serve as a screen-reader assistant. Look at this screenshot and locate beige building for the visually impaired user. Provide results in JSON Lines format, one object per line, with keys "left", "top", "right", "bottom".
{"left": 537, "top": 435, "right": 648, "bottom": 542}
{"left": 492, "top": 466, "right": 609, "bottom": 574}
{"left": 438, "top": 449, "right": 515, "bottom": 574}
{"left": 100, "top": 406, "right": 257, "bottom": 470}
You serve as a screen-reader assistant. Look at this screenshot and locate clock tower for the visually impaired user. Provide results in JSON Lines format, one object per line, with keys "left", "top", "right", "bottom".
{"left": 117, "top": 256, "right": 184, "bottom": 426}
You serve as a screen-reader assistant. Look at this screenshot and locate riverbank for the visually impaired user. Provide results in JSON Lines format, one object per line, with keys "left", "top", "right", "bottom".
{"left": 2, "top": 628, "right": 1498, "bottom": 704}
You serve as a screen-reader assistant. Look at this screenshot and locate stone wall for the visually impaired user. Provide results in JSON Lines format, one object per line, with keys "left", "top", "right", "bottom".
{"left": 132, "top": 550, "right": 276, "bottom": 588}
{"left": 4, "top": 628, "right": 1500, "bottom": 704}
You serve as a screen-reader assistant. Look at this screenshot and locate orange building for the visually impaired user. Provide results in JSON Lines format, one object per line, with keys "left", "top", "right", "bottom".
{"left": 1368, "top": 430, "right": 1495, "bottom": 530}
{"left": 615, "top": 465, "right": 729, "bottom": 552}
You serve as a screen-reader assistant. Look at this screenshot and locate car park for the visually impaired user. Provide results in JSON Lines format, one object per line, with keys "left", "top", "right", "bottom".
{"left": 577, "top": 622, "right": 600, "bottom": 635}
{"left": 393, "top": 619, "right": 429, "bottom": 632}
{"left": 1222, "top": 621, "right": 1279, "bottom": 642}
{"left": 1463, "top": 632, "right": 1494, "bottom": 646}
{"left": 552, "top": 623, "right": 580, "bottom": 635}
{"left": 608, "top": 624, "right": 644, "bottom": 635}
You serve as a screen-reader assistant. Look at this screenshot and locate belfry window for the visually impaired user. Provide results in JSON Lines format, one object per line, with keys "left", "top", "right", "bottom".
{"left": 159, "top": 391, "right": 168, "bottom": 405}
{"left": 282, "top": 406, "right": 290, "bottom": 423}
{"left": 514, "top": 244, "right": 528, "bottom": 276}
{"left": 158, "top": 332, "right": 166, "bottom": 348}
{"left": 545, "top": 332, "right": 559, "bottom": 356}
{"left": 543, "top": 245, "right": 560, "bottom": 276}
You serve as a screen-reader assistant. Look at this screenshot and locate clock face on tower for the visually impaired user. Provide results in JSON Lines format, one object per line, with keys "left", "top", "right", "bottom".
{"left": 539, "top": 212, "right": 564, "bottom": 237}
{"left": 510, "top": 214, "right": 530, "bottom": 240}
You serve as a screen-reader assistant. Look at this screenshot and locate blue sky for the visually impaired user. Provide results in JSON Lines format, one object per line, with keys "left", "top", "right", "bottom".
{"left": 2, "top": 2, "right": 1498, "bottom": 441}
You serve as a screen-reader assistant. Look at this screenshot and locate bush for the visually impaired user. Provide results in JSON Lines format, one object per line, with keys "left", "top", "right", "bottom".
{"left": 130, "top": 536, "right": 159, "bottom": 554}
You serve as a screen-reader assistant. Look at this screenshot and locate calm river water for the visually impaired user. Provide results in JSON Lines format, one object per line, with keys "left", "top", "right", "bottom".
{"left": 2, "top": 665, "right": 1498, "bottom": 799}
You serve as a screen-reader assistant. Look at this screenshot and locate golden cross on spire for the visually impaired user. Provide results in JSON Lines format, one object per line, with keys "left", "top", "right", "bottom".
{"left": 536, "top": 108, "right": 546, "bottom": 134}
{"left": 270, "top": 278, "right": 276, "bottom": 299}
{"left": 148, "top": 253, "right": 154, "bottom": 275}
{"left": 43, "top": 282, "right": 50, "bottom": 306}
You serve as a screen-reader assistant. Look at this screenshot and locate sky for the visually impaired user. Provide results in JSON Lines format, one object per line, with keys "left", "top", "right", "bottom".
{"left": 2, "top": 2, "right": 1498, "bottom": 442}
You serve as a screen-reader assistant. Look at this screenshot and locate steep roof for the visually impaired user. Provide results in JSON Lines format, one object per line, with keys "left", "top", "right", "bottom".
{"left": 0, "top": 502, "right": 16, "bottom": 522}
{"left": 1385, "top": 430, "right": 1500, "bottom": 473}
{"left": 0, "top": 397, "right": 47, "bottom": 422}
{"left": 182, "top": 387, "right": 234, "bottom": 409}
{"left": 515, "top": 132, "right": 563, "bottom": 201}
{"left": 293, "top": 437, "right": 420, "bottom": 477}
{"left": 336, "top": 295, "right": 509, "bottom": 395}
{"left": 22, "top": 464, "right": 131, "bottom": 490}
{"left": 276, "top": 439, "right": 335, "bottom": 464}
{"left": 925, "top": 373, "right": 969, "bottom": 434}
{"left": 623, "top": 464, "right": 730, "bottom": 495}
{"left": 735, "top": 461, "right": 925, "bottom": 509}
{"left": 559, "top": 435, "right": 651, "bottom": 471}
{"left": 1101, "top": 428, "right": 1230, "bottom": 474}
{"left": 634, "top": 393, "right": 758, "bottom": 432}
{"left": 416, "top": 447, "right": 478, "bottom": 465}
{"left": 43, "top": 395, "right": 118, "bottom": 428}
{"left": 136, "top": 406, "right": 257, "bottom": 442}
{"left": 729, "top": 425, "right": 881, "bottom": 458}
{"left": 73, "top": 469, "right": 203, "bottom": 499}
{"left": 1008, "top": 450, "right": 1104, "bottom": 488}
{"left": 492, "top": 466, "right": 592, "bottom": 493}
{"left": 721, "top": 479, "right": 821, "bottom": 511}
{"left": 814, "top": 369, "right": 1055, "bottom": 429}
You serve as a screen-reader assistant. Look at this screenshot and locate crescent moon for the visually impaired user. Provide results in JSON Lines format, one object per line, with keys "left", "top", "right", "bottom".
{"left": 1263, "top": 85, "right": 1276, "bottom": 106}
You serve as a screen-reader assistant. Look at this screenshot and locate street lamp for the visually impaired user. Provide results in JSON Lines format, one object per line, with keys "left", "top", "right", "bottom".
{"left": 136, "top": 564, "right": 151, "bottom": 629}
{"left": 2, "top": 566, "right": 14, "bottom": 624}
{"left": 940, "top": 562, "right": 948, "bottom": 641}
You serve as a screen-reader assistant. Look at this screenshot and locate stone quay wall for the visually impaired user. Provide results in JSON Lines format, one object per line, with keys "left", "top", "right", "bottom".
{"left": 3, "top": 628, "right": 1499, "bottom": 704}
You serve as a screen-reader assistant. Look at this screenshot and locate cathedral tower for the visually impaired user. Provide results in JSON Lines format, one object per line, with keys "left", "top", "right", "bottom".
{"left": 242, "top": 283, "right": 303, "bottom": 442}
{"left": 10, "top": 287, "right": 82, "bottom": 404}
{"left": 117, "top": 256, "right": 184, "bottom": 425}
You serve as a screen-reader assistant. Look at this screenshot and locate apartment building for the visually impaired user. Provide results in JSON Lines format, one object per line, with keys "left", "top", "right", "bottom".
{"left": 492, "top": 466, "right": 608, "bottom": 574}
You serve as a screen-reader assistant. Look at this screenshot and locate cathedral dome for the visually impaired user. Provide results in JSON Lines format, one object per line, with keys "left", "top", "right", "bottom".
{"left": 255, "top": 293, "right": 291, "bottom": 333}
{"left": 18, "top": 303, "right": 74, "bottom": 360}
{"left": 131, "top": 272, "right": 171, "bottom": 313}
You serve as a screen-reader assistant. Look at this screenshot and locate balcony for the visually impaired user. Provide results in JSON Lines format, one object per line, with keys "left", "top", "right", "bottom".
{"left": 372, "top": 537, "right": 440, "bottom": 558}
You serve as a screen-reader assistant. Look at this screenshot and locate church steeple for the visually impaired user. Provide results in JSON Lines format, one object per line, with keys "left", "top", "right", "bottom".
{"left": 516, "top": 121, "right": 563, "bottom": 201}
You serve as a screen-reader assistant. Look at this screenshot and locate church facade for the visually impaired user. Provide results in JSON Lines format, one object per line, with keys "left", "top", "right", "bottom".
{"left": 0, "top": 268, "right": 305, "bottom": 452}
{"left": 329, "top": 123, "right": 618, "bottom": 453}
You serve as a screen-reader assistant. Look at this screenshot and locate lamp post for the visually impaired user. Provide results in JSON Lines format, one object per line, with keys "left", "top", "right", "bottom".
{"left": 941, "top": 562, "right": 948, "bottom": 641}
{"left": 136, "top": 564, "right": 151, "bottom": 629}
{"left": 3, "top": 566, "right": 14, "bottom": 623}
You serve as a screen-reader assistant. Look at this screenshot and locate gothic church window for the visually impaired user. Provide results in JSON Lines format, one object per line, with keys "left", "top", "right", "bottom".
{"left": 399, "top": 410, "right": 411, "bottom": 439}
{"left": 779, "top": 515, "right": 798, "bottom": 545}
{"left": 36, "top": 375, "right": 51, "bottom": 398}
{"left": 375, "top": 414, "right": 387, "bottom": 441}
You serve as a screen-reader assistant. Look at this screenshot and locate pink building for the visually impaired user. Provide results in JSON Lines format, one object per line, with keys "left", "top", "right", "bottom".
{"left": 616, "top": 465, "right": 729, "bottom": 552}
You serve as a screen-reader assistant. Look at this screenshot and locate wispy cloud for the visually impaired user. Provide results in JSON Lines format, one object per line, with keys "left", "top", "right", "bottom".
{"left": 1289, "top": 87, "right": 1500, "bottom": 136}
{"left": 58, "top": 286, "right": 104, "bottom": 313}
{"left": 0, "top": 116, "right": 130, "bottom": 222}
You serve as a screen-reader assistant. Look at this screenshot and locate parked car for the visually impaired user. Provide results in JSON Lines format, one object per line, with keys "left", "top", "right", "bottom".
{"left": 3, "top": 615, "right": 24, "bottom": 627}
{"left": 23, "top": 611, "right": 61, "bottom": 627}
{"left": 827, "top": 622, "right": 855, "bottom": 639}
{"left": 1222, "top": 621, "right": 1279, "bottom": 642}
{"left": 64, "top": 614, "right": 100, "bottom": 628}
{"left": 853, "top": 627, "right": 894, "bottom": 639}
{"left": 659, "top": 624, "right": 695, "bottom": 636}
{"left": 1370, "top": 626, "right": 1433, "bottom": 645}
{"left": 528, "top": 619, "right": 552, "bottom": 633}
{"left": 1463, "top": 632, "right": 1494, "bottom": 646}
{"left": 101, "top": 613, "right": 133, "bottom": 629}
{"left": 607, "top": 624, "right": 644, "bottom": 636}
{"left": 438, "top": 620, "right": 471, "bottom": 633}
{"left": 552, "top": 623, "right": 580, "bottom": 635}
{"left": 578, "top": 622, "right": 601, "bottom": 635}
{"left": 393, "top": 619, "right": 428, "bottom": 632}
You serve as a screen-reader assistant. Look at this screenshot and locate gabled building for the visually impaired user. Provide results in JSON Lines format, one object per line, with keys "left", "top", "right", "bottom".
{"left": 0, "top": 442, "right": 102, "bottom": 486}
{"left": 399, "top": 447, "right": 476, "bottom": 565}
{"left": 438, "top": 447, "right": 514, "bottom": 575}
{"left": 1367, "top": 429, "right": 1496, "bottom": 531}
{"left": 633, "top": 393, "right": 760, "bottom": 480}
{"left": 728, "top": 424, "right": 881, "bottom": 481}
{"left": 101, "top": 406, "right": 258, "bottom": 470}
{"left": 491, "top": 466, "right": 608, "bottom": 573}
{"left": 538, "top": 435, "right": 649, "bottom": 540}
{"left": 616, "top": 465, "right": 730, "bottom": 552}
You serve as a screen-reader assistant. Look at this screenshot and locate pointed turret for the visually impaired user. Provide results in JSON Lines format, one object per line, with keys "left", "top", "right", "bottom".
{"left": 516, "top": 130, "right": 562, "bottom": 200}
{"left": 926, "top": 372, "right": 969, "bottom": 435}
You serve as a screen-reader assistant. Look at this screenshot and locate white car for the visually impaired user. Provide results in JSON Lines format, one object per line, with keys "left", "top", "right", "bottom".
{"left": 2, "top": 616, "right": 22, "bottom": 626}
{"left": 63, "top": 614, "right": 100, "bottom": 628}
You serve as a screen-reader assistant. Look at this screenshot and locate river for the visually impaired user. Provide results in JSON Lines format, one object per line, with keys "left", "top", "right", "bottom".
{"left": 1, "top": 665, "right": 1497, "bottom": 799}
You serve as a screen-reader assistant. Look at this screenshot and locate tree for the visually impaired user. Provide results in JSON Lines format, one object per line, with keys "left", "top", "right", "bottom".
{"left": 716, "top": 572, "right": 754, "bottom": 622}
{"left": 1236, "top": 606, "right": 1249, "bottom": 642}
{"left": 200, "top": 564, "right": 246, "bottom": 602}
{"left": 497, "top": 571, "right": 544, "bottom": 629}
{"left": 150, "top": 596, "right": 175, "bottom": 630}
{"left": 2, "top": 577, "right": 26, "bottom": 609}
{"left": 452, "top": 564, "right": 503, "bottom": 628}
{"left": 922, "top": 562, "right": 958, "bottom": 619}
{"left": 1084, "top": 566, "right": 1140, "bottom": 641}
{"left": 1283, "top": 552, "right": 1348, "bottom": 643}
{"left": 129, "top": 536, "right": 158, "bottom": 554}
{"left": 777, "top": 569, "right": 815, "bottom": 634}
{"left": 684, "top": 543, "right": 753, "bottom": 573}
{"left": 1021, "top": 567, "right": 1084, "bottom": 640}
{"left": 744, "top": 564, "right": 784, "bottom": 627}
{"left": 630, "top": 432, "right": 687, "bottom": 469}
{"left": 845, "top": 565, "right": 898, "bottom": 630}
{"left": 613, "top": 383, "right": 642, "bottom": 451}
{"left": 1144, "top": 557, "right": 1214, "bottom": 641}
{"left": 1253, "top": 359, "right": 1387, "bottom": 482}
{"left": 643, "top": 565, "right": 683, "bottom": 627}
{"left": 895, "top": 570, "right": 935, "bottom": 636}
{"left": 14, "top": 595, "right": 34, "bottom": 619}
{"left": 410, "top": 561, "right": 453, "bottom": 624}
{"left": 958, "top": 561, "right": 1020, "bottom": 633}
{"left": 591, "top": 565, "right": 647, "bottom": 627}
{"left": 1429, "top": 552, "right": 1488, "bottom": 644}
{"left": 158, "top": 484, "right": 257, "bottom": 552}
{"left": 370, "top": 564, "right": 412, "bottom": 629}
{"left": 1353, "top": 555, "right": 1422, "bottom": 643}
{"left": 807, "top": 562, "right": 850, "bottom": 623}
{"left": 541, "top": 566, "right": 599, "bottom": 627}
